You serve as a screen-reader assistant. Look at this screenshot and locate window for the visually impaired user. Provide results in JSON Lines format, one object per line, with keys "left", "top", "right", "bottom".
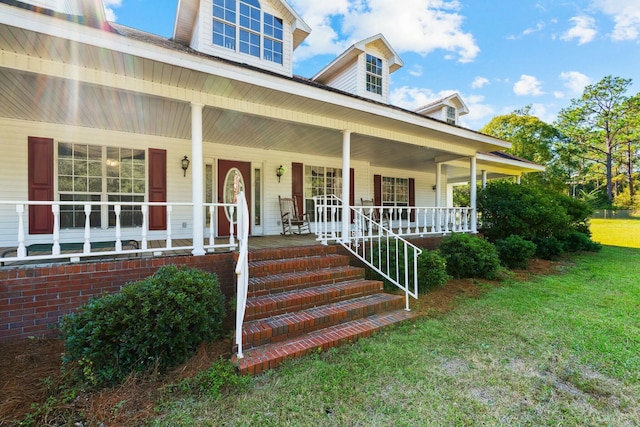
{"left": 304, "top": 165, "right": 342, "bottom": 217}
{"left": 212, "top": 0, "right": 284, "bottom": 64}
{"left": 58, "top": 143, "right": 145, "bottom": 229}
{"left": 263, "top": 13, "right": 283, "bottom": 64}
{"left": 446, "top": 106, "right": 456, "bottom": 125}
{"left": 382, "top": 176, "right": 408, "bottom": 219}
{"left": 366, "top": 54, "right": 383, "bottom": 95}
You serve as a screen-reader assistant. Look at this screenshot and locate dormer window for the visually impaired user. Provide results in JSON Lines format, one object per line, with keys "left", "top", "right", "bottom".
{"left": 446, "top": 106, "right": 456, "bottom": 125}
{"left": 213, "top": 0, "right": 284, "bottom": 64}
{"left": 366, "top": 54, "right": 383, "bottom": 95}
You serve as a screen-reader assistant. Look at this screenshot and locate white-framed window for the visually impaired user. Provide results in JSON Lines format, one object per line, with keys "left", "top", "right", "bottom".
{"left": 446, "top": 106, "right": 456, "bottom": 125}
{"left": 366, "top": 54, "right": 383, "bottom": 95}
{"left": 57, "top": 143, "right": 145, "bottom": 229}
{"left": 382, "top": 176, "right": 408, "bottom": 219}
{"left": 212, "top": 0, "right": 284, "bottom": 64}
{"left": 305, "top": 165, "right": 342, "bottom": 216}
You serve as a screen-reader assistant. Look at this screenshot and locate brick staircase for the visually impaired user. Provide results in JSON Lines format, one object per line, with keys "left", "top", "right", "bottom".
{"left": 232, "top": 244, "right": 418, "bottom": 375}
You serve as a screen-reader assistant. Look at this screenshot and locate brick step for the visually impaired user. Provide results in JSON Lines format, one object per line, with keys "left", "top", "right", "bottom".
{"left": 248, "top": 265, "right": 365, "bottom": 297}
{"left": 241, "top": 293, "right": 405, "bottom": 348}
{"left": 234, "top": 310, "right": 419, "bottom": 375}
{"left": 245, "top": 279, "right": 383, "bottom": 321}
{"left": 247, "top": 245, "right": 338, "bottom": 262}
{"left": 248, "top": 253, "right": 350, "bottom": 278}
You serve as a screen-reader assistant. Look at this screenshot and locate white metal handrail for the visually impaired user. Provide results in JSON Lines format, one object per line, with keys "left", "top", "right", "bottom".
{"left": 0, "top": 200, "right": 238, "bottom": 264}
{"left": 313, "top": 195, "right": 422, "bottom": 310}
{"left": 234, "top": 191, "right": 250, "bottom": 359}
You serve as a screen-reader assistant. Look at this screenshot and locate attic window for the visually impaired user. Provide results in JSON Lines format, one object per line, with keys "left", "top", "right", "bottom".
{"left": 212, "top": 0, "right": 284, "bottom": 65}
{"left": 366, "top": 54, "right": 383, "bottom": 95}
{"left": 446, "top": 106, "right": 456, "bottom": 125}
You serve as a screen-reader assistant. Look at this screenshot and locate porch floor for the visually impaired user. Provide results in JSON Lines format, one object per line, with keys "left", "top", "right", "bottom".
{"left": 0, "top": 234, "right": 322, "bottom": 267}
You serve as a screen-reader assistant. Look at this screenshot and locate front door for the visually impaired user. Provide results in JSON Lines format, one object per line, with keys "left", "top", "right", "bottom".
{"left": 218, "top": 160, "right": 252, "bottom": 236}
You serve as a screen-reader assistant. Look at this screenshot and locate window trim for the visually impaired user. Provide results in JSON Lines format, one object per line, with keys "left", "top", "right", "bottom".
{"left": 365, "top": 54, "right": 383, "bottom": 96}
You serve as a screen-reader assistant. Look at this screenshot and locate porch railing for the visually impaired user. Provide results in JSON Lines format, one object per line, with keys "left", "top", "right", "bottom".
{"left": 313, "top": 195, "right": 422, "bottom": 310}
{"left": 234, "top": 191, "right": 250, "bottom": 359}
{"left": 0, "top": 200, "right": 238, "bottom": 264}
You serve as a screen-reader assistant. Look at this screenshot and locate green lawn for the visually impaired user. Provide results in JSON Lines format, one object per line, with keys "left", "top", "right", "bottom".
{"left": 590, "top": 218, "right": 640, "bottom": 248}
{"left": 152, "top": 246, "right": 640, "bottom": 426}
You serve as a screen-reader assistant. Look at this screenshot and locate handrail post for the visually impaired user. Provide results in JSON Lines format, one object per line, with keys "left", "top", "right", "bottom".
{"left": 83, "top": 204, "right": 92, "bottom": 254}
{"left": 16, "top": 204, "right": 26, "bottom": 258}
{"left": 52, "top": 204, "right": 61, "bottom": 255}
{"left": 115, "top": 204, "right": 122, "bottom": 252}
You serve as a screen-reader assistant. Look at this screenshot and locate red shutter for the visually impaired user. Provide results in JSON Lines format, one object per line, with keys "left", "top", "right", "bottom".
{"left": 409, "top": 178, "right": 415, "bottom": 221}
{"left": 292, "top": 162, "right": 304, "bottom": 214}
{"left": 148, "top": 148, "right": 167, "bottom": 230}
{"left": 373, "top": 175, "right": 382, "bottom": 206}
{"left": 28, "top": 137, "right": 54, "bottom": 234}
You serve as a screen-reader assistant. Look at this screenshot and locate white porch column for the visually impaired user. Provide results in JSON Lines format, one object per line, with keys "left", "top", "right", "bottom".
{"left": 435, "top": 162, "right": 442, "bottom": 207}
{"left": 481, "top": 170, "right": 487, "bottom": 189}
{"left": 191, "top": 102, "right": 206, "bottom": 256}
{"left": 341, "top": 130, "right": 351, "bottom": 243}
{"left": 516, "top": 175, "right": 522, "bottom": 184}
{"left": 470, "top": 156, "right": 477, "bottom": 233}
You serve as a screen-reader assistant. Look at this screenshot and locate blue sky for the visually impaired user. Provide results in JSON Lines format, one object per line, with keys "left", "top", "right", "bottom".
{"left": 105, "top": 0, "right": 640, "bottom": 130}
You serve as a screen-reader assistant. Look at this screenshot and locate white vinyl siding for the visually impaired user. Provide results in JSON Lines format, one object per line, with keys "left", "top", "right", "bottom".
{"left": 323, "top": 63, "right": 358, "bottom": 94}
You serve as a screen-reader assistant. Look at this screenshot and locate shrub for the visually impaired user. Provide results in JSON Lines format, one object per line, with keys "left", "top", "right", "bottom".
{"left": 416, "top": 250, "right": 450, "bottom": 292}
{"left": 60, "top": 265, "right": 226, "bottom": 387}
{"left": 495, "top": 235, "right": 537, "bottom": 269}
{"left": 372, "top": 244, "right": 449, "bottom": 293}
{"left": 438, "top": 233, "right": 501, "bottom": 279}
{"left": 558, "top": 230, "right": 602, "bottom": 253}
{"left": 533, "top": 236, "right": 564, "bottom": 260}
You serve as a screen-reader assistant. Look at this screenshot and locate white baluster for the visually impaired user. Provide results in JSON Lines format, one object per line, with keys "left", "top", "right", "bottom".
{"left": 166, "top": 205, "right": 172, "bottom": 249}
{"left": 114, "top": 204, "right": 122, "bottom": 252}
{"left": 52, "top": 204, "right": 60, "bottom": 255}
{"left": 209, "top": 205, "right": 215, "bottom": 246}
{"left": 228, "top": 206, "right": 235, "bottom": 247}
{"left": 16, "top": 204, "right": 26, "bottom": 258}
{"left": 422, "top": 208, "right": 428, "bottom": 234}
{"left": 141, "top": 205, "right": 148, "bottom": 250}
{"left": 83, "top": 204, "right": 92, "bottom": 254}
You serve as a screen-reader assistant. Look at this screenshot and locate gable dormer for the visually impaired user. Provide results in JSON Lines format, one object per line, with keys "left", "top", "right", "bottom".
{"left": 173, "top": 0, "right": 311, "bottom": 77}
{"left": 312, "top": 34, "right": 403, "bottom": 104}
{"left": 415, "top": 93, "right": 469, "bottom": 125}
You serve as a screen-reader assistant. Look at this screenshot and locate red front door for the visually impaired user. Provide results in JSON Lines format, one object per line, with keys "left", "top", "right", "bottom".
{"left": 217, "top": 160, "right": 252, "bottom": 236}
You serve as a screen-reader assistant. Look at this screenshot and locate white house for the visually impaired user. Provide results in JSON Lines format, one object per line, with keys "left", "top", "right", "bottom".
{"left": 0, "top": 0, "right": 544, "bottom": 259}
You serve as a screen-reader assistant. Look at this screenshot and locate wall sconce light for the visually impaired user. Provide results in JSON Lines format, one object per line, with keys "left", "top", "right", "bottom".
{"left": 276, "top": 165, "right": 286, "bottom": 183}
{"left": 181, "top": 155, "right": 190, "bottom": 177}
{"left": 432, "top": 185, "right": 437, "bottom": 191}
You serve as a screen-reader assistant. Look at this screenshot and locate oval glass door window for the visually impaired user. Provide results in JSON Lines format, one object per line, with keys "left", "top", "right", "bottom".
{"left": 223, "top": 168, "right": 245, "bottom": 223}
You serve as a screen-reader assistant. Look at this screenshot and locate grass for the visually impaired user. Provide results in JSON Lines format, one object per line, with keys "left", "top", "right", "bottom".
{"left": 150, "top": 245, "right": 640, "bottom": 426}
{"left": 590, "top": 218, "right": 640, "bottom": 248}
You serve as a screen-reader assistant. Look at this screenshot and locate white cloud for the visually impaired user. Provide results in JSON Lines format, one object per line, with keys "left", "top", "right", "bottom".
{"left": 559, "top": 71, "right": 592, "bottom": 95}
{"left": 529, "top": 103, "right": 556, "bottom": 124}
{"left": 471, "top": 76, "right": 489, "bottom": 89}
{"left": 103, "top": 0, "right": 122, "bottom": 21}
{"left": 459, "top": 94, "right": 495, "bottom": 129}
{"left": 554, "top": 91, "right": 565, "bottom": 99}
{"left": 592, "top": 0, "right": 640, "bottom": 41}
{"left": 561, "top": 16, "right": 597, "bottom": 44}
{"left": 513, "top": 75, "right": 544, "bottom": 96}
{"left": 291, "top": 0, "right": 480, "bottom": 63}
{"left": 409, "top": 65, "right": 423, "bottom": 77}
{"left": 390, "top": 86, "right": 456, "bottom": 111}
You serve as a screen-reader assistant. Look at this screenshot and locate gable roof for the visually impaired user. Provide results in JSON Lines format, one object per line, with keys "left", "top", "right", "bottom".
{"left": 415, "top": 93, "right": 470, "bottom": 117}
{"left": 312, "top": 33, "right": 403, "bottom": 84}
{"left": 173, "top": 0, "right": 311, "bottom": 49}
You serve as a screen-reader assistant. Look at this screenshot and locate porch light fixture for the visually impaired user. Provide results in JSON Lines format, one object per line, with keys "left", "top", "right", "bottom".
{"left": 276, "top": 165, "right": 286, "bottom": 183}
{"left": 181, "top": 155, "right": 190, "bottom": 177}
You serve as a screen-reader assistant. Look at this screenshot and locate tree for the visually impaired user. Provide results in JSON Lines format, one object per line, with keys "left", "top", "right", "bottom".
{"left": 481, "top": 106, "right": 565, "bottom": 190}
{"left": 555, "top": 76, "right": 638, "bottom": 205}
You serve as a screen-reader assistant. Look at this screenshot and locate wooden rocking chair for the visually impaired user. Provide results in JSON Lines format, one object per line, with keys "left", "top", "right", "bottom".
{"left": 279, "top": 196, "right": 311, "bottom": 235}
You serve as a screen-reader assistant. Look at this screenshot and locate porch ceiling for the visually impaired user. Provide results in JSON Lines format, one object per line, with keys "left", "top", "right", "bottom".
{"left": 0, "top": 21, "right": 509, "bottom": 172}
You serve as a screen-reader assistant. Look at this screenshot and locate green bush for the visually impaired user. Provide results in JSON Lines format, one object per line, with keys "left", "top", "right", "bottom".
{"left": 533, "top": 236, "right": 564, "bottom": 260}
{"left": 438, "top": 233, "right": 501, "bottom": 279}
{"left": 372, "top": 244, "right": 449, "bottom": 293}
{"left": 60, "top": 265, "right": 226, "bottom": 387}
{"left": 495, "top": 235, "right": 537, "bottom": 269}
{"left": 558, "top": 230, "right": 602, "bottom": 253}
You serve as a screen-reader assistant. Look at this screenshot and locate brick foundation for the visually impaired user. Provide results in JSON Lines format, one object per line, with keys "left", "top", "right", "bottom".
{"left": 0, "top": 253, "right": 236, "bottom": 342}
